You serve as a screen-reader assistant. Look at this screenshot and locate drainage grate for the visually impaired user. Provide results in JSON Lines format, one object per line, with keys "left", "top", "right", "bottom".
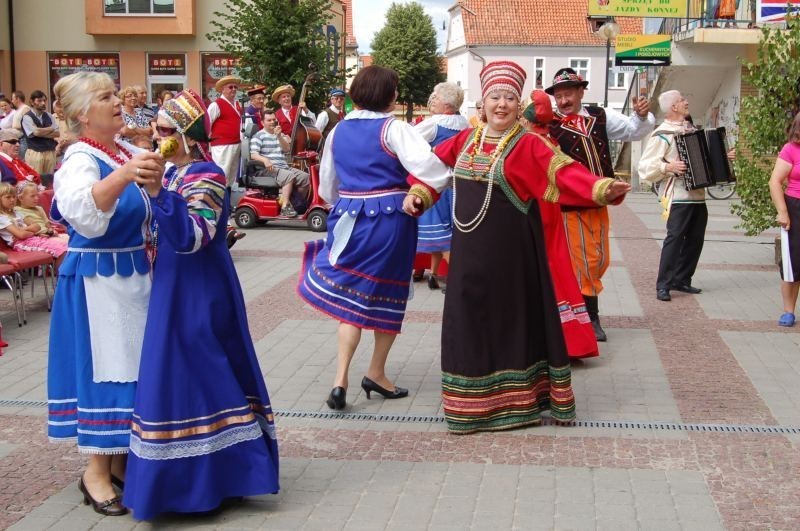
{"left": 273, "top": 409, "right": 800, "bottom": 435}
{"left": 3, "top": 400, "right": 798, "bottom": 435}
{"left": 0, "top": 399, "right": 48, "bottom": 408}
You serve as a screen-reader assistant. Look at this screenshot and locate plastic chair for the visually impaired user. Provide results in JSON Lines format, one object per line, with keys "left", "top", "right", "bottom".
{"left": 0, "top": 240, "right": 55, "bottom": 323}
{"left": 0, "top": 262, "right": 24, "bottom": 327}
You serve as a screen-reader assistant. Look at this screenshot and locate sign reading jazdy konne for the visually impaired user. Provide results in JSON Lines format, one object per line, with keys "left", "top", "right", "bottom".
{"left": 588, "top": 0, "right": 688, "bottom": 18}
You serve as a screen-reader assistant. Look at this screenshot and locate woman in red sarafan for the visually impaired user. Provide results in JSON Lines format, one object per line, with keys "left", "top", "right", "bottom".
{"left": 522, "top": 90, "right": 599, "bottom": 360}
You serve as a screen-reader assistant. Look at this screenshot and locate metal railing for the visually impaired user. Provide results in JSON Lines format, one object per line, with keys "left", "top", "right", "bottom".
{"left": 662, "top": 0, "right": 757, "bottom": 34}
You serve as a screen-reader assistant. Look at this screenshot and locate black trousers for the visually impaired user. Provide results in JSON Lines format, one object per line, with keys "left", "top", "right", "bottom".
{"left": 656, "top": 202, "right": 708, "bottom": 290}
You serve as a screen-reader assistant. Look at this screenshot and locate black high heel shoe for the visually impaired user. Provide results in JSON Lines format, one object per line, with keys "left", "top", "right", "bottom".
{"left": 78, "top": 476, "right": 128, "bottom": 516}
{"left": 361, "top": 376, "right": 408, "bottom": 400}
{"left": 326, "top": 386, "right": 346, "bottom": 410}
{"left": 110, "top": 474, "right": 124, "bottom": 492}
{"left": 427, "top": 275, "right": 440, "bottom": 290}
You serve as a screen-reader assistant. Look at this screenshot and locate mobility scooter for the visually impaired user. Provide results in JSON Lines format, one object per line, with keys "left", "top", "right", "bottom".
{"left": 233, "top": 153, "right": 329, "bottom": 232}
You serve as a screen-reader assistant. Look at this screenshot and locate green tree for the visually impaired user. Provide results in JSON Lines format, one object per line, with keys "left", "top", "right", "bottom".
{"left": 207, "top": 0, "right": 347, "bottom": 111}
{"left": 733, "top": 18, "right": 800, "bottom": 235}
{"left": 371, "top": 2, "right": 444, "bottom": 122}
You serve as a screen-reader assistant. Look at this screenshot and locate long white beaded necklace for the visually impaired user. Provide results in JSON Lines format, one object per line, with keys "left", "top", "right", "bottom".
{"left": 452, "top": 123, "right": 519, "bottom": 233}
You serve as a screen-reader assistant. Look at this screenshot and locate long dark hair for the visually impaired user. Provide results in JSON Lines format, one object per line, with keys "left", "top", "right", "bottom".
{"left": 788, "top": 112, "right": 800, "bottom": 144}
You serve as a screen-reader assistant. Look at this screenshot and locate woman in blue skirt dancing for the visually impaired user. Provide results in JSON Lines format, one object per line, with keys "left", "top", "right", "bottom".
{"left": 297, "top": 66, "right": 451, "bottom": 409}
{"left": 123, "top": 89, "right": 279, "bottom": 520}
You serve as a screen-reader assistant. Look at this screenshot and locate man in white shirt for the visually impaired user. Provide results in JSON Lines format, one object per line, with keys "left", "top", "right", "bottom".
{"left": 207, "top": 75, "right": 243, "bottom": 189}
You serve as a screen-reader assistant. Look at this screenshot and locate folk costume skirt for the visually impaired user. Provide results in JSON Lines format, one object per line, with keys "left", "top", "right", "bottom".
{"left": 124, "top": 197, "right": 279, "bottom": 521}
{"left": 441, "top": 179, "right": 576, "bottom": 434}
{"left": 417, "top": 187, "right": 453, "bottom": 254}
{"left": 298, "top": 191, "right": 415, "bottom": 334}
{"left": 539, "top": 200, "right": 598, "bottom": 359}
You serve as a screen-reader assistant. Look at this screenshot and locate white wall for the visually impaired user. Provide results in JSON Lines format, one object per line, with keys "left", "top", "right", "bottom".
{"left": 701, "top": 66, "right": 740, "bottom": 142}
{"left": 446, "top": 45, "right": 630, "bottom": 118}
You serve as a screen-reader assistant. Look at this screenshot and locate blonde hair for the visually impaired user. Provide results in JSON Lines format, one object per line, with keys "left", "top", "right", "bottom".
{"left": 16, "top": 181, "right": 37, "bottom": 197}
{"left": 0, "top": 182, "right": 17, "bottom": 214}
{"left": 119, "top": 86, "right": 138, "bottom": 102}
{"left": 432, "top": 82, "right": 464, "bottom": 113}
{"left": 53, "top": 71, "right": 116, "bottom": 135}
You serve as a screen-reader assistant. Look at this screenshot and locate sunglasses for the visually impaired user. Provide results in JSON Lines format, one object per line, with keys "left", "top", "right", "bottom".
{"left": 156, "top": 125, "right": 178, "bottom": 137}
{"left": 1, "top": 139, "right": 19, "bottom": 145}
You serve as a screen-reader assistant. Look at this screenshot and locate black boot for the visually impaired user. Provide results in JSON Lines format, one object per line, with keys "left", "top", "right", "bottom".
{"left": 583, "top": 295, "right": 607, "bottom": 342}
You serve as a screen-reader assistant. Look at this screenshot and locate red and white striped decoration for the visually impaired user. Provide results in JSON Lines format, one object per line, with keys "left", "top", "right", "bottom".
{"left": 479, "top": 61, "right": 527, "bottom": 100}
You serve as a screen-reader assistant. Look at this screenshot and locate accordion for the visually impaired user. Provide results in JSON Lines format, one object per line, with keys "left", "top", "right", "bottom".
{"left": 674, "top": 127, "right": 736, "bottom": 190}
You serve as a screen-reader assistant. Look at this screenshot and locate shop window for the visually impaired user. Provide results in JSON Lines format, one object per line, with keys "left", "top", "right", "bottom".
{"left": 104, "top": 0, "right": 175, "bottom": 15}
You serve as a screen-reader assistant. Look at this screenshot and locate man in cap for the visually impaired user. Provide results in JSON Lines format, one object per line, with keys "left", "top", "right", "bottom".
{"left": 547, "top": 67, "right": 654, "bottom": 342}
{"left": 244, "top": 84, "right": 266, "bottom": 132}
{"left": 0, "top": 129, "right": 41, "bottom": 185}
{"left": 272, "top": 84, "right": 315, "bottom": 137}
{"left": 207, "top": 74, "right": 243, "bottom": 189}
{"left": 314, "top": 88, "right": 346, "bottom": 147}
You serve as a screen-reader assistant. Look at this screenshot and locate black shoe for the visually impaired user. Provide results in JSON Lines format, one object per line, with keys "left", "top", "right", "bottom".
{"left": 590, "top": 319, "right": 607, "bottom": 342}
{"left": 361, "top": 376, "right": 408, "bottom": 400}
{"left": 326, "top": 387, "right": 346, "bottom": 410}
{"left": 78, "top": 476, "right": 128, "bottom": 516}
{"left": 672, "top": 283, "right": 701, "bottom": 294}
{"left": 427, "top": 275, "right": 440, "bottom": 290}
{"left": 657, "top": 289, "right": 671, "bottom": 301}
{"left": 110, "top": 474, "right": 124, "bottom": 492}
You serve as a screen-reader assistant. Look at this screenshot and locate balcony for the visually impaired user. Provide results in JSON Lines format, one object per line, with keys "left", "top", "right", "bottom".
{"left": 661, "top": 0, "right": 765, "bottom": 44}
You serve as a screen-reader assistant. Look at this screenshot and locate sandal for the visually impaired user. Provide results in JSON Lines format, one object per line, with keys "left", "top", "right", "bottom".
{"left": 778, "top": 312, "right": 796, "bottom": 327}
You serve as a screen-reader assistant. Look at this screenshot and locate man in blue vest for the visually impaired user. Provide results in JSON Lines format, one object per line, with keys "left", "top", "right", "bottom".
{"left": 21, "top": 90, "right": 58, "bottom": 176}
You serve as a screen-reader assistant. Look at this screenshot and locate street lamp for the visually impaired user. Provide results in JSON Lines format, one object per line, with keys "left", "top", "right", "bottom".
{"left": 597, "top": 19, "right": 620, "bottom": 108}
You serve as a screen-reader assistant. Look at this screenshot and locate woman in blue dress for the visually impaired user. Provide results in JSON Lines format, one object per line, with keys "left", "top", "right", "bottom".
{"left": 414, "top": 82, "right": 469, "bottom": 290}
{"left": 123, "top": 89, "right": 279, "bottom": 520}
{"left": 297, "top": 66, "right": 451, "bottom": 409}
{"left": 47, "top": 71, "right": 165, "bottom": 516}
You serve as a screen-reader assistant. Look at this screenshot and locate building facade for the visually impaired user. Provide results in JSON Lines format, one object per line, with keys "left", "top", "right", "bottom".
{"left": 0, "top": 0, "right": 348, "bottom": 104}
{"left": 445, "top": 0, "right": 643, "bottom": 118}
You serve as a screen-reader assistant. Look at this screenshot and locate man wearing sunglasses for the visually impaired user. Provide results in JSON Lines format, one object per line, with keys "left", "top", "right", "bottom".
{"left": 207, "top": 75, "right": 243, "bottom": 192}
{"left": 0, "top": 129, "right": 41, "bottom": 186}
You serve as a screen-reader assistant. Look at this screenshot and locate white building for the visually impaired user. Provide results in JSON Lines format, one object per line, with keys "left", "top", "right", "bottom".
{"left": 445, "top": 0, "right": 642, "bottom": 118}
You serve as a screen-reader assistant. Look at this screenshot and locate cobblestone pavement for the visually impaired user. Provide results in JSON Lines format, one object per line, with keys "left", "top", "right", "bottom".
{"left": 1, "top": 194, "right": 797, "bottom": 530}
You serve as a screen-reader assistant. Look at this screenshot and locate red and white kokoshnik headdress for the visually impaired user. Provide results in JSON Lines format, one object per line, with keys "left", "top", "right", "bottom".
{"left": 479, "top": 61, "right": 527, "bottom": 100}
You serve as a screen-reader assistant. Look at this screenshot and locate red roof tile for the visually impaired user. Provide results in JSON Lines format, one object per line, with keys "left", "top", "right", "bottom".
{"left": 455, "top": 0, "right": 642, "bottom": 47}
{"left": 343, "top": 0, "right": 357, "bottom": 47}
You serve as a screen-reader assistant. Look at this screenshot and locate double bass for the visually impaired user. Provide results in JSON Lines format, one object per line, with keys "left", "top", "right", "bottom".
{"left": 290, "top": 64, "right": 323, "bottom": 161}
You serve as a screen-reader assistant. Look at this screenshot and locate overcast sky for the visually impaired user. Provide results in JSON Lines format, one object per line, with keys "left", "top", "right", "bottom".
{"left": 352, "top": 0, "right": 453, "bottom": 53}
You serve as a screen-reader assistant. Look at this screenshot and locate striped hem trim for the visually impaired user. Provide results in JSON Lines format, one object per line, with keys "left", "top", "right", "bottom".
{"left": 442, "top": 363, "right": 576, "bottom": 434}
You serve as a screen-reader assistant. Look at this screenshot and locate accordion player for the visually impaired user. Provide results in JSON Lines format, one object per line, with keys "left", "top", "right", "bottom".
{"left": 674, "top": 127, "right": 736, "bottom": 190}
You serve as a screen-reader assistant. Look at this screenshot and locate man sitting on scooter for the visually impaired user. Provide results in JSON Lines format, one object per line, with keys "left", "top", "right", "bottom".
{"left": 250, "top": 109, "right": 310, "bottom": 218}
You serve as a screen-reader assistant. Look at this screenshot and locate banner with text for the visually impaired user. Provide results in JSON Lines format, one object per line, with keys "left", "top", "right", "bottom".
{"left": 615, "top": 34, "right": 672, "bottom": 66}
{"left": 48, "top": 52, "right": 121, "bottom": 102}
{"left": 200, "top": 52, "right": 242, "bottom": 104}
{"left": 588, "top": 0, "right": 687, "bottom": 18}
